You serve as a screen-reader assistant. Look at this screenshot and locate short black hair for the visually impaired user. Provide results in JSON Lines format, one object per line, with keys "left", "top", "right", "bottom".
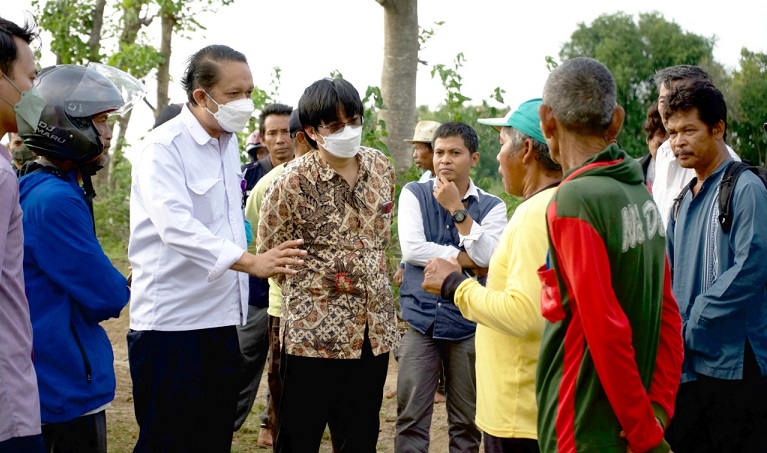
{"left": 0, "top": 16, "right": 38, "bottom": 78}
{"left": 432, "top": 122, "right": 479, "bottom": 153}
{"left": 258, "top": 102, "right": 292, "bottom": 137}
{"left": 298, "top": 77, "right": 363, "bottom": 150}
{"left": 665, "top": 79, "right": 727, "bottom": 135}
{"left": 653, "top": 65, "right": 712, "bottom": 91}
{"left": 182, "top": 45, "right": 248, "bottom": 105}
{"left": 152, "top": 103, "right": 183, "bottom": 129}
{"left": 642, "top": 100, "right": 666, "bottom": 142}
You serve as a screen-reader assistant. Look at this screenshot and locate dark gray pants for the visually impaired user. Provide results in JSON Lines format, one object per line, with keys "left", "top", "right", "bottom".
{"left": 234, "top": 304, "right": 269, "bottom": 431}
{"left": 395, "top": 327, "right": 480, "bottom": 453}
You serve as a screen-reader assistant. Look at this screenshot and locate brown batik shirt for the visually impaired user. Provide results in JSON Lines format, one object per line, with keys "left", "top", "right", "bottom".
{"left": 257, "top": 147, "right": 398, "bottom": 359}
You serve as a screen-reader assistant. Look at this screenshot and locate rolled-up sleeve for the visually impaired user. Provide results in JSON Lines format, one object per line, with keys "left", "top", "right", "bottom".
{"left": 459, "top": 201, "right": 506, "bottom": 267}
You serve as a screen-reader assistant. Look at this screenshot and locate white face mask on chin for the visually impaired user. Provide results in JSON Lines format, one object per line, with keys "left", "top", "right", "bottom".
{"left": 204, "top": 91, "right": 254, "bottom": 133}
{"left": 319, "top": 125, "right": 363, "bottom": 158}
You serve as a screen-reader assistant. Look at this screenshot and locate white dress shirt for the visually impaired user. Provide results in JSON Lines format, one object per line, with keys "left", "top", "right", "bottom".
{"left": 398, "top": 179, "right": 507, "bottom": 267}
{"left": 653, "top": 139, "right": 740, "bottom": 228}
{"left": 128, "top": 105, "right": 248, "bottom": 331}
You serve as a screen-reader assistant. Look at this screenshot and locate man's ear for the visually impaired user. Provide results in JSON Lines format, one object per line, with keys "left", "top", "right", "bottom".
{"left": 539, "top": 104, "right": 556, "bottom": 141}
{"left": 471, "top": 151, "right": 480, "bottom": 167}
{"left": 712, "top": 119, "right": 726, "bottom": 141}
{"left": 192, "top": 88, "right": 207, "bottom": 107}
{"left": 607, "top": 105, "right": 625, "bottom": 141}
{"left": 520, "top": 138, "right": 535, "bottom": 164}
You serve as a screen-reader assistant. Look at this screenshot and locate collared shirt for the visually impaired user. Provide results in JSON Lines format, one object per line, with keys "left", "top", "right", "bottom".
{"left": 667, "top": 158, "right": 767, "bottom": 383}
{"left": 417, "top": 170, "right": 434, "bottom": 183}
{"left": 128, "top": 104, "right": 248, "bottom": 331}
{"left": 398, "top": 179, "right": 506, "bottom": 340}
{"left": 653, "top": 139, "right": 740, "bottom": 227}
{"left": 258, "top": 147, "right": 397, "bottom": 359}
{"left": 0, "top": 145, "right": 41, "bottom": 441}
{"left": 398, "top": 179, "right": 507, "bottom": 267}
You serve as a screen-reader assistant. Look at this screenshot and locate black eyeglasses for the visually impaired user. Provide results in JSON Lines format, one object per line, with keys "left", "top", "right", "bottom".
{"left": 316, "top": 116, "right": 363, "bottom": 134}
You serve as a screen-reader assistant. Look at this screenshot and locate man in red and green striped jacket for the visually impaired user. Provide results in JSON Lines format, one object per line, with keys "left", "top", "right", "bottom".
{"left": 535, "top": 57, "right": 684, "bottom": 453}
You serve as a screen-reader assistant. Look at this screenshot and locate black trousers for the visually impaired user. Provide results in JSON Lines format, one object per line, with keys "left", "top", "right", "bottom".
{"left": 275, "top": 334, "right": 389, "bottom": 453}
{"left": 0, "top": 435, "right": 44, "bottom": 453}
{"left": 127, "top": 326, "right": 240, "bottom": 453}
{"left": 482, "top": 432, "right": 539, "bottom": 453}
{"left": 666, "top": 342, "right": 767, "bottom": 453}
{"left": 42, "top": 410, "right": 106, "bottom": 453}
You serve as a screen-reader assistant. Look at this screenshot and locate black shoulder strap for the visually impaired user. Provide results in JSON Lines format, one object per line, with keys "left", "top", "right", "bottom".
{"left": 718, "top": 161, "right": 751, "bottom": 233}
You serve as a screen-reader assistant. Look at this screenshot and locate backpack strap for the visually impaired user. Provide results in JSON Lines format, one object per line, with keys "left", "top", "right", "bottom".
{"left": 718, "top": 161, "right": 750, "bottom": 233}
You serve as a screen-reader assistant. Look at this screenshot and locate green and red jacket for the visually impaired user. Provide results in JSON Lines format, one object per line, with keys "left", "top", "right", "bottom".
{"left": 536, "top": 145, "right": 683, "bottom": 453}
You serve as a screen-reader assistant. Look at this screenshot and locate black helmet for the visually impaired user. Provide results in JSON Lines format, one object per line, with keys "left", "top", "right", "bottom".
{"left": 20, "top": 64, "right": 125, "bottom": 163}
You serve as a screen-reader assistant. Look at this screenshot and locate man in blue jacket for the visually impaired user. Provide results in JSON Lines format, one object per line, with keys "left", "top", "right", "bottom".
{"left": 18, "top": 63, "right": 145, "bottom": 453}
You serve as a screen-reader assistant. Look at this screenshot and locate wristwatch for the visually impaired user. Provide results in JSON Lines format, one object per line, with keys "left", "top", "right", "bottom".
{"left": 451, "top": 209, "right": 468, "bottom": 223}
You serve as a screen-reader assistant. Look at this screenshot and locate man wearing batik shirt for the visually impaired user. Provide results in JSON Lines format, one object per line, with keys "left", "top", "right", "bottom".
{"left": 258, "top": 77, "right": 397, "bottom": 452}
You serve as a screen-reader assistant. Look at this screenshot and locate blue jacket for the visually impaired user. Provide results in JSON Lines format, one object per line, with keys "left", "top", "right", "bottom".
{"left": 668, "top": 159, "right": 767, "bottom": 383}
{"left": 399, "top": 180, "right": 502, "bottom": 340}
{"left": 19, "top": 168, "right": 129, "bottom": 423}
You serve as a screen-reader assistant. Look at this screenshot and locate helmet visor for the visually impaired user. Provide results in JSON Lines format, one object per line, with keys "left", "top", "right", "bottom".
{"left": 66, "top": 63, "right": 148, "bottom": 118}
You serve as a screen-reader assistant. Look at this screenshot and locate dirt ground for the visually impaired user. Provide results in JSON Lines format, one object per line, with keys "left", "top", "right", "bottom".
{"left": 102, "top": 305, "right": 451, "bottom": 452}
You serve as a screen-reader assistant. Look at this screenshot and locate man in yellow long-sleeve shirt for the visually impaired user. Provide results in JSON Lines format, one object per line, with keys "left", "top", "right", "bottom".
{"left": 422, "top": 98, "right": 561, "bottom": 452}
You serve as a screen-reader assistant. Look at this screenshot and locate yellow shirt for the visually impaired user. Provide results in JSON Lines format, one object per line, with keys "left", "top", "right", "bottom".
{"left": 454, "top": 186, "right": 556, "bottom": 439}
{"left": 245, "top": 162, "right": 286, "bottom": 318}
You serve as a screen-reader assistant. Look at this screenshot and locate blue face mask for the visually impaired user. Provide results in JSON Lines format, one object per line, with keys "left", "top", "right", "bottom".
{"left": 1, "top": 74, "right": 47, "bottom": 135}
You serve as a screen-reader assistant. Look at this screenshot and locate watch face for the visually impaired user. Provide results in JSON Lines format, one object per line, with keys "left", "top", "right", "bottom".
{"left": 453, "top": 210, "right": 467, "bottom": 223}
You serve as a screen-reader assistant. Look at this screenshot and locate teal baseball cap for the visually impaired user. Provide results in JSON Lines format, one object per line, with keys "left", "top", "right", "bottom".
{"left": 478, "top": 98, "right": 546, "bottom": 144}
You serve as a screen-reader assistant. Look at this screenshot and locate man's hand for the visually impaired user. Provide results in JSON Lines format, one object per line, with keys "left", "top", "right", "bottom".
{"left": 232, "top": 238, "right": 306, "bottom": 278}
{"left": 619, "top": 418, "right": 671, "bottom": 453}
{"left": 433, "top": 176, "right": 463, "bottom": 213}
{"left": 422, "top": 256, "right": 461, "bottom": 295}
{"left": 393, "top": 267, "right": 404, "bottom": 287}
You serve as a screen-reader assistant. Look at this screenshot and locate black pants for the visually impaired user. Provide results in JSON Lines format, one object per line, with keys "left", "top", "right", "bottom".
{"left": 482, "top": 432, "right": 539, "bottom": 453}
{"left": 42, "top": 410, "right": 106, "bottom": 453}
{"left": 0, "top": 435, "right": 45, "bottom": 453}
{"left": 275, "top": 334, "right": 389, "bottom": 453}
{"left": 666, "top": 342, "right": 767, "bottom": 453}
{"left": 127, "top": 326, "right": 240, "bottom": 453}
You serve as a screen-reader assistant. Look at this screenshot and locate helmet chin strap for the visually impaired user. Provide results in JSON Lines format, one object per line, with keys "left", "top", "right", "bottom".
{"left": 79, "top": 165, "right": 99, "bottom": 235}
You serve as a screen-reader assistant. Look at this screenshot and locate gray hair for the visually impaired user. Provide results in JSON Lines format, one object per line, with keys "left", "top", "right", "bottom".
{"left": 542, "top": 57, "right": 616, "bottom": 135}
{"left": 653, "top": 65, "right": 711, "bottom": 90}
{"left": 505, "top": 127, "right": 561, "bottom": 175}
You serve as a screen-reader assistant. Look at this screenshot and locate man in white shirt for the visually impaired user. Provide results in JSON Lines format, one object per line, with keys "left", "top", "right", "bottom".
{"left": 652, "top": 65, "right": 740, "bottom": 227}
{"left": 127, "top": 44, "right": 305, "bottom": 453}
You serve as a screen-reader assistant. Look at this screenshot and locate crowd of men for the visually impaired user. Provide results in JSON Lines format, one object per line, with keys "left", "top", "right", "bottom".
{"left": 2, "top": 12, "right": 766, "bottom": 453}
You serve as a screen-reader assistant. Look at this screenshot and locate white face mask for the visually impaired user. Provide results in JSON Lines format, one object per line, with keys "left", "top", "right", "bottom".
{"left": 319, "top": 124, "right": 363, "bottom": 158}
{"left": 204, "top": 91, "right": 254, "bottom": 133}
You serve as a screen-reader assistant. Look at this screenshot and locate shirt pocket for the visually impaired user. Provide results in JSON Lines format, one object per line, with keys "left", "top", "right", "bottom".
{"left": 186, "top": 178, "right": 223, "bottom": 226}
{"left": 537, "top": 264, "right": 565, "bottom": 323}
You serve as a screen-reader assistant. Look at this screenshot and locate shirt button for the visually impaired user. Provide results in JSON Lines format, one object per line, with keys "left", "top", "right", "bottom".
{"left": 437, "top": 302, "right": 442, "bottom": 307}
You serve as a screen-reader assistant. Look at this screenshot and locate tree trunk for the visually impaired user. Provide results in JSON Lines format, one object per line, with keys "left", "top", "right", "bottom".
{"left": 87, "top": 0, "right": 107, "bottom": 62}
{"left": 377, "top": 0, "right": 419, "bottom": 180}
{"left": 156, "top": 11, "right": 176, "bottom": 116}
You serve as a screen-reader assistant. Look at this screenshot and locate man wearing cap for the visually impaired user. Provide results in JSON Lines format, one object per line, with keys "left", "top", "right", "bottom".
{"left": 235, "top": 102, "right": 295, "bottom": 437}
{"left": 422, "top": 99, "right": 561, "bottom": 452}
{"left": 242, "top": 108, "right": 314, "bottom": 445}
{"left": 395, "top": 122, "right": 507, "bottom": 453}
{"left": 405, "top": 120, "right": 441, "bottom": 182}
{"left": 394, "top": 120, "right": 443, "bottom": 289}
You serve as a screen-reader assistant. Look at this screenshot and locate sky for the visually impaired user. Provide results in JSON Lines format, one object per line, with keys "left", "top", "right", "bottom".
{"left": 4, "top": 0, "right": 767, "bottom": 145}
